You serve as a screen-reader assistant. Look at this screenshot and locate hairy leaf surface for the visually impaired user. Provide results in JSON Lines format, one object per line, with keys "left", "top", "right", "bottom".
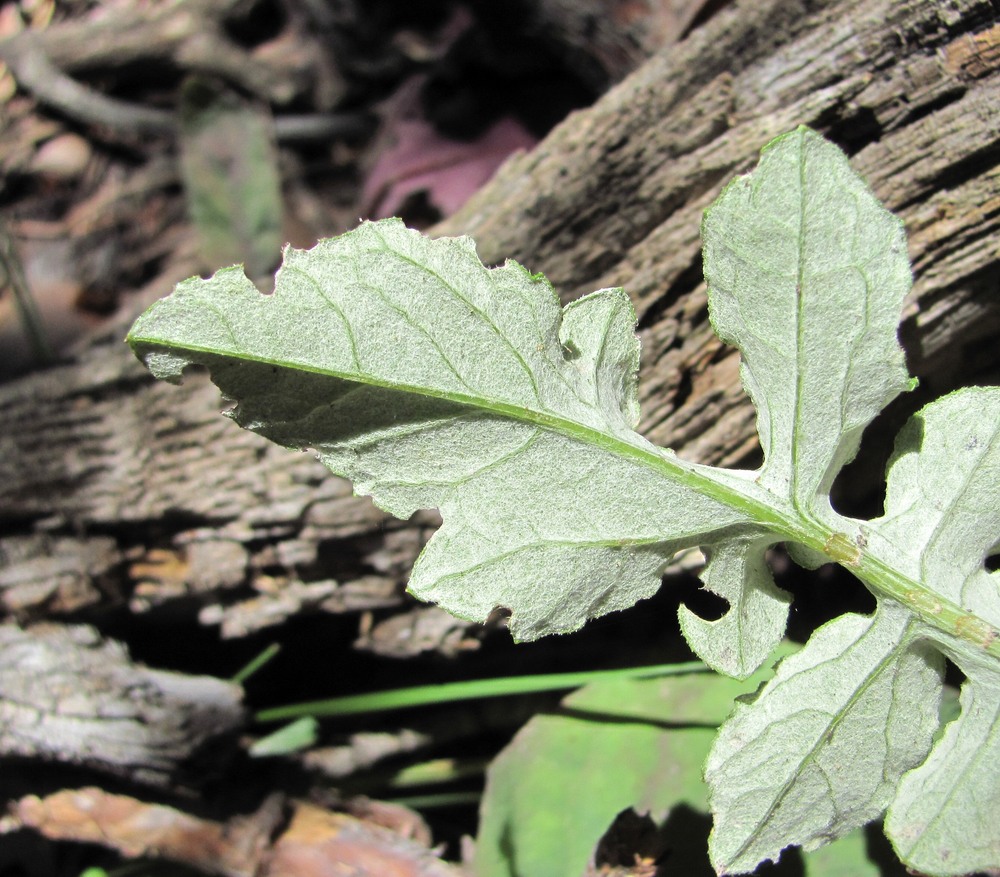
{"left": 128, "top": 127, "right": 1000, "bottom": 875}
{"left": 680, "top": 125, "right": 913, "bottom": 677}
{"left": 129, "top": 218, "right": 754, "bottom": 641}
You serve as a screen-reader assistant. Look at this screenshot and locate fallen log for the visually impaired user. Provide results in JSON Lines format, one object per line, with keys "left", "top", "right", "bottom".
{"left": 1, "top": 0, "right": 997, "bottom": 645}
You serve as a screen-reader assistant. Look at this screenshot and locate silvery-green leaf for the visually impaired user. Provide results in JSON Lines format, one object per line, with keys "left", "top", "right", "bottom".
{"left": 886, "top": 647, "right": 1000, "bottom": 875}
{"left": 678, "top": 535, "right": 790, "bottom": 678}
{"left": 681, "top": 127, "right": 914, "bottom": 678}
{"left": 702, "top": 126, "right": 914, "bottom": 507}
{"left": 128, "top": 219, "right": 751, "bottom": 641}
{"left": 870, "top": 387, "right": 1000, "bottom": 875}
{"left": 866, "top": 387, "right": 1000, "bottom": 630}
{"left": 706, "top": 601, "right": 942, "bottom": 874}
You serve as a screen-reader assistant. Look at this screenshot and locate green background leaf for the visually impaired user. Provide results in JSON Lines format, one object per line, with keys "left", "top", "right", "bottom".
{"left": 178, "top": 76, "right": 283, "bottom": 279}
{"left": 474, "top": 665, "right": 775, "bottom": 877}
{"left": 475, "top": 648, "right": 906, "bottom": 877}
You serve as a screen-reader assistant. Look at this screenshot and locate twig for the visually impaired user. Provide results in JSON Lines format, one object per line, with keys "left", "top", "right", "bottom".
{"left": 0, "top": 29, "right": 371, "bottom": 143}
{"left": 0, "top": 30, "right": 174, "bottom": 135}
{"left": 0, "top": 215, "right": 54, "bottom": 366}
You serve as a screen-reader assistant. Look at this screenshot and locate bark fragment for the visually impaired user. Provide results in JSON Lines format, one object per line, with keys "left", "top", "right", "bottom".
{"left": 0, "top": 623, "right": 245, "bottom": 786}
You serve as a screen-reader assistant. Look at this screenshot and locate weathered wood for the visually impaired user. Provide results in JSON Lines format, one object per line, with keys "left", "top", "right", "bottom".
{"left": 0, "top": 623, "right": 245, "bottom": 785}
{"left": 440, "top": 0, "right": 1000, "bottom": 466}
{"left": 0, "top": 315, "right": 430, "bottom": 641}
{"left": 1, "top": 0, "right": 998, "bottom": 645}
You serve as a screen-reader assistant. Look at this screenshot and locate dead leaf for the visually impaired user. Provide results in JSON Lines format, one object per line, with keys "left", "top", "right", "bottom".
{"left": 4, "top": 790, "right": 463, "bottom": 877}
{"left": 266, "top": 802, "right": 461, "bottom": 877}
{"left": 3, "top": 788, "right": 278, "bottom": 877}
{"left": 362, "top": 111, "right": 536, "bottom": 223}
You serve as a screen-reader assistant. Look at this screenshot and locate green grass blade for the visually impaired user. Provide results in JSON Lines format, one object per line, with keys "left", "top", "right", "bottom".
{"left": 255, "top": 661, "right": 708, "bottom": 722}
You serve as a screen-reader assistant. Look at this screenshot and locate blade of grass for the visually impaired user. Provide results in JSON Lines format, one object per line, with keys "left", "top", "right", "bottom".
{"left": 231, "top": 641, "right": 281, "bottom": 684}
{"left": 343, "top": 756, "right": 490, "bottom": 798}
{"left": 249, "top": 716, "right": 318, "bottom": 757}
{"left": 255, "top": 661, "right": 708, "bottom": 722}
{"left": 387, "top": 757, "right": 488, "bottom": 789}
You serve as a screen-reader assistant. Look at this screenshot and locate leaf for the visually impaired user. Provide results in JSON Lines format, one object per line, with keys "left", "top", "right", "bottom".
{"left": 475, "top": 647, "right": 899, "bottom": 877}
{"left": 705, "top": 602, "right": 942, "bottom": 872}
{"left": 178, "top": 76, "right": 283, "bottom": 279}
{"left": 128, "top": 217, "right": 752, "bottom": 642}
{"left": 249, "top": 716, "right": 319, "bottom": 757}
{"left": 696, "top": 147, "right": 1000, "bottom": 874}
{"left": 128, "top": 127, "right": 1000, "bottom": 876}
{"left": 680, "top": 126, "right": 914, "bottom": 678}
{"left": 473, "top": 663, "right": 775, "bottom": 877}
{"left": 701, "top": 128, "right": 914, "bottom": 507}
{"left": 705, "top": 387, "right": 1000, "bottom": 874}
{"left": 877, "top": 388, "right": 1000, "bottom": 875}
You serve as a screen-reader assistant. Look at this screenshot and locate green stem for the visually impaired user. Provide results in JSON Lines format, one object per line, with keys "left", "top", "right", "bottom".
{"left": 385, "top": 791, "right": 482, "bottom": 809}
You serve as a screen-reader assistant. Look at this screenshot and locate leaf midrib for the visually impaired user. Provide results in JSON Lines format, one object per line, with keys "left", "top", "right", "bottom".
{"left": 127, "top": 334, "right": 1000, "bottom": 660}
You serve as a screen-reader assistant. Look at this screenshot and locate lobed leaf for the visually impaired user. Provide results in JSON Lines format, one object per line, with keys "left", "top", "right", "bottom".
{"left": 875, "top": 388, "right": 1000, "bottom": 874}
{"left": 683, "top": 126, "right": 914, "bottom": 678}
{"left": 701, "top": 127, "right": 914, "bottom": 507}
{"left": 128, "top": 128, "right": 1000, "bottom": 876}
{"left": 695, "top": 139, "right": 1000, "bottom": 875}
{"left": 128, "top": 220, "right": 751, "bottom": 641}
{"left": 705, "top": 602, "right": 942, "bottom": 872}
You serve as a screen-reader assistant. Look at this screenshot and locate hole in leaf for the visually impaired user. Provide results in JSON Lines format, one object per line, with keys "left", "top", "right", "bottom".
{"left": 595, "top": 805, "right": 716, "bottom": 876}
{"left": 939, "top": 658, "right": 965, "bottom": 732}
{"left": 985, "top": 552, "right": 1000, "bottom": 573}
{"left": 561, "top": 339, "right": 581, "bottom": 360}
{"left": 682, "top": 584, "right": 729, "bottom": 623}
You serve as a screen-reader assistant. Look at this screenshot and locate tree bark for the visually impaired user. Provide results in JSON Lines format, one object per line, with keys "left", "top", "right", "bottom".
{"left": 1, "top": 0, "right": 998, "bottom": 647}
